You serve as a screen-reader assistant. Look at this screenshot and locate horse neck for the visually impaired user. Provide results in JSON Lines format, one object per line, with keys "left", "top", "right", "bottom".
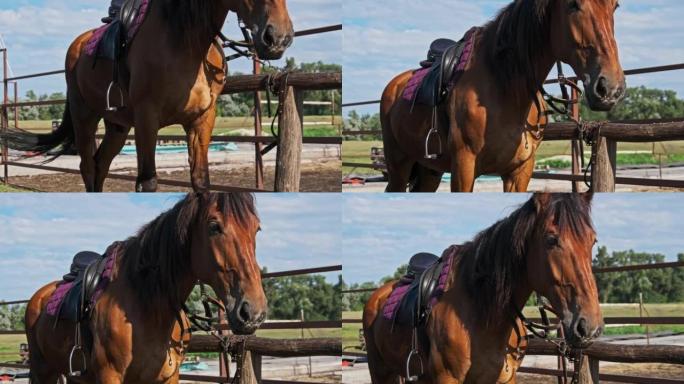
{"left": 157, "top": 0, "right": 230, "bottom": 54}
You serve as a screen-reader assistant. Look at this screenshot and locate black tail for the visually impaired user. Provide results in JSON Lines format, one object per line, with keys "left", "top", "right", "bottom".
{"left": 2, "top": 99, "right": 75, "bottom": 161}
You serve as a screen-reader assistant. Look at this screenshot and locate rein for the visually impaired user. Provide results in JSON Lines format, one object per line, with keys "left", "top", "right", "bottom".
{"left": 513, "top": 293, "right": 584, "bottom": 384}
{"left": 539, "top": 62, "right": 603, "bottom": 190}
{"left": 178, "top": 283, "right": 247, "bottom": 384}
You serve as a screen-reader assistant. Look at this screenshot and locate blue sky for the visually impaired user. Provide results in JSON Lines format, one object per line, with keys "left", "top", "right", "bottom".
{"left": 0, "top": 0, "right": 340, "bottom": 96}
{"left": 0, "top": 194, "right": 341, "bottom": 301}
{"left": 343, "top": 0, "right": 684, "bottom": 115}
{"left": 342, "top": 194, "right": 684, "bottom": 285}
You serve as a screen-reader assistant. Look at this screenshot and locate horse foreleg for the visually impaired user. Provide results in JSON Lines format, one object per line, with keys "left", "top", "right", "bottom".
{"left": 94, "top": 121, "right": 131, "bottom": 192}
{"left": 450, "top": 149, "right": 476, "bottom": 192}
{"left": 501, "top": 159, "right": 534, "bottom": 192}
{"left": 409, "top": 164, "right": 443, "bottom": 192}
{"left": 183, "top": 108, "right": 215, "bottom": 192}
{"left": 133, "top": 110, "right": 160, "bottom": 192}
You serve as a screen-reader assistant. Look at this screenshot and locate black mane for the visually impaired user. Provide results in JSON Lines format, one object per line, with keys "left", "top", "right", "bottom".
{"left": 457, "top": 193, "right": 593, "bottom": 325}
{"left": 160, "top": 0, "right": 224, "bottom": 49}
{"left": 122, "top": 193, "right": 257, "bottom": 309}
{"left": 481, "top": 0, "right": 553, "bottom": 102}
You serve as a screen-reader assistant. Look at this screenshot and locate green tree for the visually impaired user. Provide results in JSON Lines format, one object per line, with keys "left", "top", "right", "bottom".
{"left": 580, "top": 86, "right": 684, "bottom": 121}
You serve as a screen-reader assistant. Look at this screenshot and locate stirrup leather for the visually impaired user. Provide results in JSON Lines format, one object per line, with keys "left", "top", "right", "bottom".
{"left": 405, "top": 328, "right": 424, "bottom": 382}
{"left": 106, "top": 81, "right": 125, "bottom": 111}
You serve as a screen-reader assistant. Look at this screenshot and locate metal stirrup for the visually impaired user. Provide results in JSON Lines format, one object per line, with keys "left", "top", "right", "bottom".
{"left": 68, "top": 326, "right": 87, "bottom": 376}
{"left": 424, "top": 109, "right": 442, "bottom": 159}
{"left": 106, "top": 81, "right": 125, "bottom": 112}
{"left": 405, "top": 328, "right": 424, "bottom": 382}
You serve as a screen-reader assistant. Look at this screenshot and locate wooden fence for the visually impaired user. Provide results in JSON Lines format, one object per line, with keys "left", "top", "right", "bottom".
{"left": 0, "top": 265, "right": 342, "bottom": 384}
{"left": 0, "top": 25, "right": 342, "bottom": 193}
{"left": 341, "top": 260, "right": 684, "bottom": 383}
{"left": 341, "top": 62, "right": 684, "bottom": 191}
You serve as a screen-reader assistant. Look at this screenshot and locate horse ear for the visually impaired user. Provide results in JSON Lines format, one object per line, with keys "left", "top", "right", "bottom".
{"left": 532, "top": 192, "right": 551, "bottom": 212}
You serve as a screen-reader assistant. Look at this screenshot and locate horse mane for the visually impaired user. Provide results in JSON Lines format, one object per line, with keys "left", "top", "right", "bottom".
{"left": 160, "top": 0, "right": 224, "bottom": 50}
{"left": 122, "top": 193, "right": 257, "bottom": 309}
{"left": 456, "top": 194, "right": 593, "bottom": 326}
{"left": 480, "top": 0, "right": 553, "bottom": 102}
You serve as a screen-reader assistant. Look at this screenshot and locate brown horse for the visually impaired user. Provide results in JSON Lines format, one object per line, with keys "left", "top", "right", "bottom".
{"left": 363, "top": 193, "right": 602, "bottom": 383}
{"left": 4, "top": 0, "right": 293, "bottom": 192}
{"left": 381, "top": 0, "right": 625, "bottom": 192}
{"left": 25, "top": 193, "right": 266, "bottom": 383}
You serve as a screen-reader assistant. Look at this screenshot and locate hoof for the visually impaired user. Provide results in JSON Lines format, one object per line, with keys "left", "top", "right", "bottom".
{"left": 135, "top": 176, "right": 158, "bottom": 192}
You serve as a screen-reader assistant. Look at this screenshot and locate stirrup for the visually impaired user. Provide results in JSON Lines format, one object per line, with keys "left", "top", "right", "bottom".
{"left": 106, "top": 81, "right": 125, "bottom": 112}
{"left": 68, "top": 345, "right": 87, "bottom": 377}
{"left": 424, "top": 127, "right": 442, "bottom": 160}
{"left": 405, "top": 348, "right": 424, "bottom": 382}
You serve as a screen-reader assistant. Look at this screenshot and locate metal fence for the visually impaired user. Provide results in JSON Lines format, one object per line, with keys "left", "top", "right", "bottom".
{"left": 0, "top": 264, "right": 342, "bottom": 384}
{"left": 341, "top": 260, "right": 684, "bottom": 383}
{"left": 0, "top": 24, "right": 343, "bottom": 192}
{"left": 341, "top": 62, "right": 684, "bottom": 191}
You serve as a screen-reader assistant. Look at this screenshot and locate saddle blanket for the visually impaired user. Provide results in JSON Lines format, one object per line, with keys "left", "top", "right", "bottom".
{"left": 84, "top": 0, "right": 150, "bottom": 57}
{"left": 45, "top": 243, "right": 121, "bottom": 317}
{"left": 402, "top": 27, "right": 479, "bottom": 103}
{"left": 382, "top": 246, "right": 457, "bottom": 321}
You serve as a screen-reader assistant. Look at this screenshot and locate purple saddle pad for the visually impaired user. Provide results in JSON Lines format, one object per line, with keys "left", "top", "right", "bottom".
{"left": 402, "top": 27, "right": 479, "bottom": 103}
{"left": 84, "top": 0, "right": 150, "bottom": 57}
{"left": 45, "top": 243, "right": 122, "bottom": 317}
{"left": 382, "top": 247, "right": 458, "bottom": 321}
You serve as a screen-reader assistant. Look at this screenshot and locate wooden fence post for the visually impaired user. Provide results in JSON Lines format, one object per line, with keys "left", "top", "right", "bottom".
{"left": 591, "top": 136, "right": 617, "bottom": 192}
{"left": 238, "top": 351, "right": 259, "bottom": 384}
{"left": 2, "top": 48, "right": 9, "bottom": 184}
{"left": 252, "top": 353, "right": 262, "bottom": 382}
{"left": 577, "top": 356, "right": 599, "bottom": 384}
{"left": 274, "top": 84, "right": 303, "bottom": 192}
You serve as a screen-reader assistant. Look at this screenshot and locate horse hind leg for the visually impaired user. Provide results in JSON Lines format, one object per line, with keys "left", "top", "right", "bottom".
{"left": 94, "top": 121, "right": 131, "bottom": 192}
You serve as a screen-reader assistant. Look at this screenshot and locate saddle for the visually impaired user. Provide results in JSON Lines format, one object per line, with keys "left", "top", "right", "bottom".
{"left": 58, "top": 251, "right": 108, "bottom": 322}
{"left": 87, "top": 0, "right": 149, "bottom": 111}
{"left": 402, "top": 27, "right": 480, "bottom": 159}
{"left": 392, "top": 253, "right": 443, "bottom": 329}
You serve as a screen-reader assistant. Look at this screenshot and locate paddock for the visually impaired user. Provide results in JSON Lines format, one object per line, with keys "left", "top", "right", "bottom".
{"left": 0, "top": 25, "right": 342, "bottom": 193}
{"left": 0, "top": 265, "right": 342, "bottom": 384}
{"left": 341, "top": 260, "right": 684, "bottom": 384}
{"left": 342, "top": 63, "right": 684, "bottom": 192}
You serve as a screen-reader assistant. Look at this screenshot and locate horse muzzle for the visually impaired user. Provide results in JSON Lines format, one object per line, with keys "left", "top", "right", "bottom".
{"left": 253, "top": 24, "right": 294, "bottom": 60}
{"left": 584, "top": 71, "right": 626, "bottom": 112}
{"left": 564, "top": 317, "right": 603, "bottom": 349}
{"left": 227, "top": 298, "right": 267, "bottom": 335}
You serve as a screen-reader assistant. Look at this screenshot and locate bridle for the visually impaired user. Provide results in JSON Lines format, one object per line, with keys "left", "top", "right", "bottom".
{"left": 539, "top": 61, "right": 603, "bottom": 190}
{"left": 511, "top": 293, "right": 585, "bottom": 384}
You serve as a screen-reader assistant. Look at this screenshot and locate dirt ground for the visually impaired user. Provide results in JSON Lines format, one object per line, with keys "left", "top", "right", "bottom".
{"left": 6, "top": 160, "right": 342, "bottom": 192}
{"left": 517, "top": 363, "right": 684, "bottom": 383}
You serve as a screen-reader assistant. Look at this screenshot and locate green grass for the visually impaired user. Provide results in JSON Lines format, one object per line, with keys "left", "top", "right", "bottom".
{"left": 0, "top": 335, "right": 26, "bottom": 362}
{"left": 0, "top": 184, "right": 29, "bottom": 192}
{"left": 341, "top": 304, "right": 684, "bottom": 352}
{"left": 342, "top": 140, "right": 684, "bottom": 174}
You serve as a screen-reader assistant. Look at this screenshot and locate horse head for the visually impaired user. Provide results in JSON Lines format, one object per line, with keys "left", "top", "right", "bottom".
{"left": 525, "top": 193, "right": 603, "bottom": 349}
{"left": 188, "top": 193, "right": 267, "bottom": 335}
{"left": 549, "top": 0, "right": 626, "bottom": 110}
{"left": 227, "top": 0, "right": 294, "bottom": 60}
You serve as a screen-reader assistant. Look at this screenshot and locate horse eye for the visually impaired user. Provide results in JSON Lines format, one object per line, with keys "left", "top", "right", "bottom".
{"left": 568, "top": 0, "right": 581, "bottom": 12}
{"left": 208, "top": 221, "right": 223, "bottom": 236}
{"left": 546, "top": 234, "right": 560, "bottom": 247}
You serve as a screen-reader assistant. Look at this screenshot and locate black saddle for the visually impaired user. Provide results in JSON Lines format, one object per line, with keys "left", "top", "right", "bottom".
{"left": 96, "top": 0, "right": 145, "bottom": 62}
{"left": 57, "top": 251, "right": 108, "bottom": 323}
{"left": 393, "top": 253, "right": 443, "bottom": 329}
{"left": 414, "top": 38, "right": 469, "bottom": 107}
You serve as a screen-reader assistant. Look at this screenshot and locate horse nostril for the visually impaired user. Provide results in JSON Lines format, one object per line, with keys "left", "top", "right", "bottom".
{"left": 282, "top": 34, "right": 293, "bottom": 48}
{"left": 238, "top": 300, "right": 251, "bottom": 323}
{"left": 576, "top": 317, "right": 589, "bottom": 338}
{"left": 262, "top": 25, "right": 276, "bottom": 47}
{"left": 595, "top": 76, "right": 609, "bottom": 99}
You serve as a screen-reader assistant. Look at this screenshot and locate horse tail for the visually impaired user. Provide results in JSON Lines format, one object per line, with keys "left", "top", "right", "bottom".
{"left": 2, "top": 99, "right": 75, "bottom": 161}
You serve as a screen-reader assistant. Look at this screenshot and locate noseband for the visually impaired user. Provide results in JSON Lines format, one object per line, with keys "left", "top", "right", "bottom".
{"left": 512, "top": 293, "right": 585, "bottom": 384}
